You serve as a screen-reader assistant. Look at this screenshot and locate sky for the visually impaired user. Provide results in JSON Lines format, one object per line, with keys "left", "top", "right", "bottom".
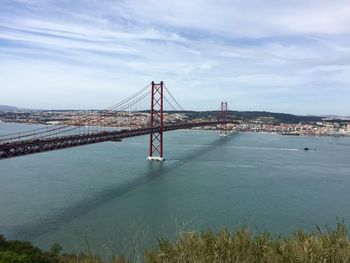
{"left": 0, "top": 0, "right": 350, "bottom": 115}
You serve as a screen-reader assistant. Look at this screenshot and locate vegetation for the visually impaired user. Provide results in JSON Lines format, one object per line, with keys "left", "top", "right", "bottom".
{"left": 146, "top": 223, "right": 350, "bottom": 263}
{"left": 182, "top": 110, "right": 323, "bottom": 124}
{"left": 0, "top": 234, "right": 61, "bottom": 263}
{"left": 1, "top": 222, "right": 350, "bottom": 263}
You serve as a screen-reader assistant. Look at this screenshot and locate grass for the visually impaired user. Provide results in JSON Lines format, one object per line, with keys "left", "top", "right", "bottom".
{"left": 1, "top": 222, "right": 350, "bottom": 262}
{"left": 146, "top": 222, "right": 350, "bottom": 263}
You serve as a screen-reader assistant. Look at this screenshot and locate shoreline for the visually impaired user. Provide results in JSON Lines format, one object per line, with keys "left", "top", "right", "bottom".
{"left": 1, "top": 121, "right": 349, "bottom": 138}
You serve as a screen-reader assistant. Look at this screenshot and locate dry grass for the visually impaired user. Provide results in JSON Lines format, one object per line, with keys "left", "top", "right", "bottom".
{"left": 2, "top": 222, "right": 350, "bottom": 263}
{"left": 145, "top": 222, "right": 350, "bottom": 263}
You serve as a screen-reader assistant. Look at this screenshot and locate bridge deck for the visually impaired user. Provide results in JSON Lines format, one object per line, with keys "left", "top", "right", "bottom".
{"left": 0, "top": 121, "right": 227, "bottom": 159}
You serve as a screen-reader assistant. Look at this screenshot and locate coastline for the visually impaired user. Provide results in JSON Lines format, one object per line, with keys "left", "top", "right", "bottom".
{"left": 1, "top": 121, "right": 349, "bottom": 138}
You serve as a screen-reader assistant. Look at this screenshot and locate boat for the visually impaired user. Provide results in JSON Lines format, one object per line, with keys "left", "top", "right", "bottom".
{"left": 281, "top": 132, "right": 300, "bottom": 136}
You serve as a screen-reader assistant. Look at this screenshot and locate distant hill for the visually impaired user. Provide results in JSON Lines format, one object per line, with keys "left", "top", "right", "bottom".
{"left": 231, "top": 111, "right": 323, "bottom": 123}
{"left": 177, "top": 110, "right": 324, "bottom": 124}
{"left": 0, "top": 105, "right": 18, "bottom": 111}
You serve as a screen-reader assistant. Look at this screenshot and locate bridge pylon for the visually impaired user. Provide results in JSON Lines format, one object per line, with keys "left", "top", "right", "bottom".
{"left": 219, "top": 101, "right": 228, "bottom": 136}
{"left": 147, "top": 81, "right": 165, "bottom": 161}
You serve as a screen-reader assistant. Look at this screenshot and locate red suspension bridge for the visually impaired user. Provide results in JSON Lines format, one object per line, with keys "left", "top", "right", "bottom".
{"left": 0, "top": 82, "right": 234, "bottom": 160}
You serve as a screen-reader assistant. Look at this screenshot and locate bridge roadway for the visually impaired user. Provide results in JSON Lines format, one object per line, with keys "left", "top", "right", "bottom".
{"left": 0, "top": 121, "right": 230, "bottom": 159}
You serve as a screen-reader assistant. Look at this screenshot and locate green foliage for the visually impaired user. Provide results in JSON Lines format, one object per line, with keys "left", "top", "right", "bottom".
{"left": 50, "top": 243, "right": 62, "bottom": 256}
{"left": 0, "top": 234, "right": 57, "bottom": 263}
{"left": 0, "top": 250, "right": 31, "bottom": 263}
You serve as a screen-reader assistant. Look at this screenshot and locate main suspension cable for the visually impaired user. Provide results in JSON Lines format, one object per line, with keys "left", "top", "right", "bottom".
{"left": 0, "top": 84, "right": 151, "bottom": 142}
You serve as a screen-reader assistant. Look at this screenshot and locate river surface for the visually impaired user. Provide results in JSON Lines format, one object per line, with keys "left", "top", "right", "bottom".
{"left": 1, "top": 122, "right": 350, "bottom": 256}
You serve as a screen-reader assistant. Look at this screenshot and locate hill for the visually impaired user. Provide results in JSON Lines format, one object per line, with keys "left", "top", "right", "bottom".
{"left": 0, "top": 105, "right": 18, "bottom": 111}
{"left": 181, "top": 110, "right": 323, "bottom": 124}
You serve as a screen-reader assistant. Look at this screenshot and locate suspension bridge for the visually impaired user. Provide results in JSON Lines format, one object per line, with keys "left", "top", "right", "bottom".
{"left": 0, "top": 81, "right": 234, "bottom": 161}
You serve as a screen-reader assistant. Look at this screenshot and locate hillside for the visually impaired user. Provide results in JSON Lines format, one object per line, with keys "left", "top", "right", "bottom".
{"left": 182, "top": 110, "right": 323, "bottom": 124}
{"left": 0, "top": 105, "right": 18, "bottom": 111}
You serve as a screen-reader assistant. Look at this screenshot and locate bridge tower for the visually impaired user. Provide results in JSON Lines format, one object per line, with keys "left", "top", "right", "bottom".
{"left": 219, "top": 101, "right": 228, "bottom": 136}
{"left": 147, "top": 81, "right": 165, "bottom": 161}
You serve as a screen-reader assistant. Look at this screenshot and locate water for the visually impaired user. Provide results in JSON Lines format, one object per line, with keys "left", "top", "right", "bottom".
{"left": 1, "top": 122, "right": 350, "bottom": 256}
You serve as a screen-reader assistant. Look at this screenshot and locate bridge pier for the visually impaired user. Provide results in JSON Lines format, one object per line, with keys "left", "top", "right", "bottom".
{"left": 147, "top": 156, "right": 165, "bottom": 162}
{"left": 148, "top": 81, "right": 165, "bottom": 162}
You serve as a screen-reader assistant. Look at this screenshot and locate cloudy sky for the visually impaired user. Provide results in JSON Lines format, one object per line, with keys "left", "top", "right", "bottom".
{"left": 1, "top": 0, "right": 350, "bottom": 115}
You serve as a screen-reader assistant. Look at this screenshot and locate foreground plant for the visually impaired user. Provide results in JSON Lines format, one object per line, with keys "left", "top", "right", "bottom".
{"left": 146, "top": 222, "right": 350, "bottom": 263}
{"left": 1, "top": 222, "right": 350, "bottom": 263}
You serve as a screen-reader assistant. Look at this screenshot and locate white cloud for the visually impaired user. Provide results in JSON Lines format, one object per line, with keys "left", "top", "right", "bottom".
{"left": 0, "top": 0, "right": 349, "bottom": 114}
{"left": 113, "top": 0, "right": 350, "bottom": 37}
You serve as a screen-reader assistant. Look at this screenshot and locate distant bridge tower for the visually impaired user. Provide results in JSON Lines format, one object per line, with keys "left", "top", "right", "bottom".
{"left": 147, "top": 81, "right": 165, "bottom": 161}
{"left": 219, "top": 101, "right": 228, "bottom": 136}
